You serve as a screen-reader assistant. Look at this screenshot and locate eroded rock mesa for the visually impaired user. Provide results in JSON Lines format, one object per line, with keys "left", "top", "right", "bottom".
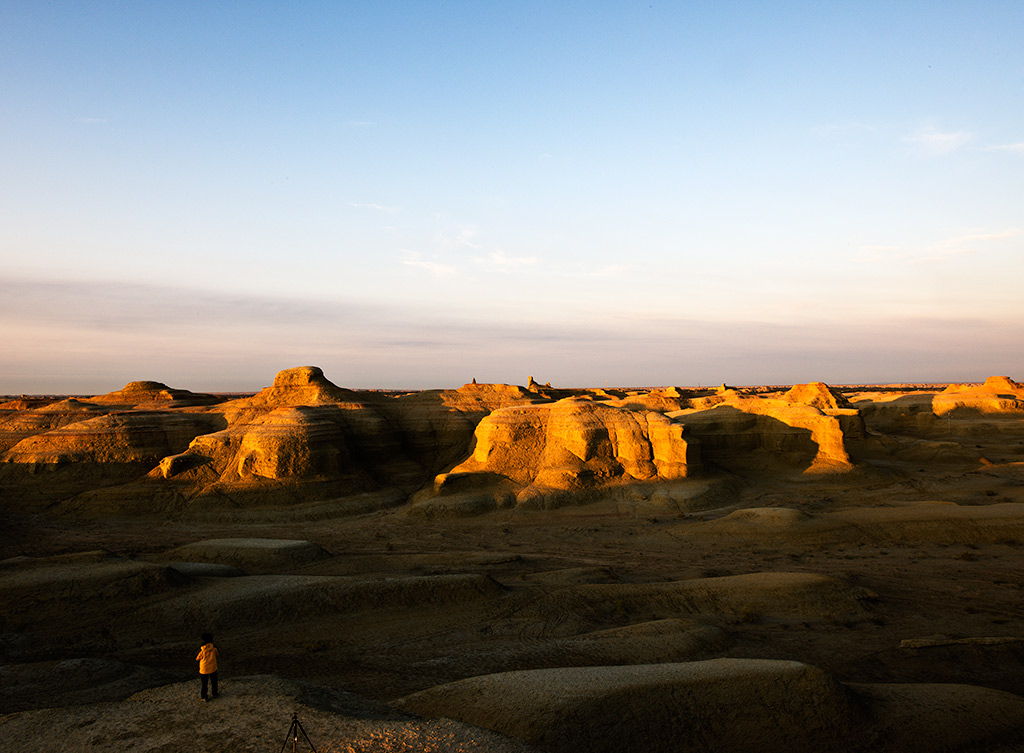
{"left": 434, "top": 397, "right": 700, "bottom": 506}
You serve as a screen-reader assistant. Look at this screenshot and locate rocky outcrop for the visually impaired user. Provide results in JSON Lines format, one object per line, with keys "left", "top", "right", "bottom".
{"left": 933, "top": 375, "right": 1024, "bottom": 416}
{"left": 603, "top": 387, "right": 694, "bottom": 413}
{"left": 782, "top": 381, "right": 854, "bottom": 412}
{"left": 132, "top": 368, "right": 431, "bottom": 505}
{"left": 671, "top": 382, "right": 862, "bottom": 473}
{"left": 227, "top": 407, "right": 351, "bottom": 480}
{"left": 88, "top": 381, "right": 219, "bottom": 408}
{"left": 2, "top": 411, "right": 218, "bottom": 468}
{"left": 0, "top": 398, "right": 57, "bottom": 411}
{"left": 161, "top": 401, "right": 424, "bottom": 486}
{"left": 0, "top": 399, "right": 107, "bottom": 452}
{"left": 222, "top": 366, "right": 355, "bottom": 416}
{"left": 432, "top": 398, "right": 700, "bottom": 506}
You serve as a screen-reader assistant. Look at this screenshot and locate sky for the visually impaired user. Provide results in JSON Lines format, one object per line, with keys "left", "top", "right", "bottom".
{"left": 2, "top": 1, "right": 1023, "bottom": 393}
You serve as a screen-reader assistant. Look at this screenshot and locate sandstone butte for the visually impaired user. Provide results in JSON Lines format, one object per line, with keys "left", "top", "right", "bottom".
{"left": 0, "top": 366, "right": 1019, "bottom": 517}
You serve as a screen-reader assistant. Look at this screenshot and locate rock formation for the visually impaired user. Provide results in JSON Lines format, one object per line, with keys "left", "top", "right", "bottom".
{"left": 670, "top": 382, "right": 862, "bottom": 473}
{"left": 0, "top": 398, "right": 107, "bottom": 452}
{"left": 2, "top": 411, "right": 218, "bottom": 468}
{"left": 4, "top": 373, "right": 1024, "bottom": 753}
{"left": 933, "top": 375, "right": 1024, "bottom": 416}
{"left": 431, "top": 397, "right": 700, "bottom": 509}
{"left": 3, "top": 371, "right": 1019, "bottom": 517}
{"left": 86, "top": 380, "right": 219, "bottom": 408}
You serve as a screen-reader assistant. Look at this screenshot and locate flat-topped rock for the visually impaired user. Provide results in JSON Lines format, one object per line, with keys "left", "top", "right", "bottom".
{"left": 396, "top": 659, "right": 864, "bottom": 753}
{"left": 396, "top": 658, "right": 1024, "bottom": 753}
{"left": 163, "top": 538, "right": 329, "bottom": 572}
{"left": 933, "top": 374, "right": 1024, "bottom": 415}
{"left": 88, "top": 380, "right": 218, "bottom": 407}
{"left": 2, "top": 411, "right": 215, "bottom": 467}
{"left": 233, "top": 366, "right": 356, "bottom": 407}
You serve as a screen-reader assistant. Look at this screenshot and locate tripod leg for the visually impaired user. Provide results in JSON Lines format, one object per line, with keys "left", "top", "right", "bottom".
{"left": 295, "top": 717, "right": 318, "bottom": 752}
{"left": 279, "top": 720, "right": 299, "bottom": 753}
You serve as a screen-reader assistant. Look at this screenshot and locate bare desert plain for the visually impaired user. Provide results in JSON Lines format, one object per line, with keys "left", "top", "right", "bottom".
{"left": 3, "top": 366, "right": 1024, "bottom": 752}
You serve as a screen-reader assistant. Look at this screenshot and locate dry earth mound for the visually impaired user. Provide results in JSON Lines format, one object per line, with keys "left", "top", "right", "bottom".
{"left": 409, "top": 618, "right": 729, "bottom": 679}
{"left": 162, "top": 538, "right": 329, "bottom": 573}
{"left": 0, "top": 674, "right": 539, "bottom": 753}
{"left": 395, "top": 658, "right": 1024, "bottom": 753}
{"left": 0, "top": 657, "right": 173, "bottom": 713}
{"left": 131, "top": 572, "right": 506, "bottom": 634}
{"left": 87, "top": 380, "right": 219, "bottom": 407}
{"left": 690, "top": 502, "right": 1024, "bottom": 546}
{"left": 506, "top": 571, "right": 874, "bottom": 637}
{"left": 0, "top": 551, "right": 183, "bottom": 637}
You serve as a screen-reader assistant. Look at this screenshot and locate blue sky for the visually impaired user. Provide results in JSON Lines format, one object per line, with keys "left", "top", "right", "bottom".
{"left": 2, "top": 1, "right": 1023, "bottom": 393}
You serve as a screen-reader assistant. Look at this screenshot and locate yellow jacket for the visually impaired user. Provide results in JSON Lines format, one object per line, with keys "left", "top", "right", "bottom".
{"left": 196, "top": 643, "right": 218, "bottom": 674}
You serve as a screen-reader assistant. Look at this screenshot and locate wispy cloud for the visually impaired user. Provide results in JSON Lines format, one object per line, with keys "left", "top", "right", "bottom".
{"left": 350, "top": 202, "right": 398, "bottom": 213}
{"left": 3, "top": 275, "right": 1024, "bottom": 393}
{"left": 983, "top": 142, "right": 1024, "bottom": 154}
{"left": 400, "top": 250, "right": 456, "bottom": 277}
{"left": 859, "top": 228, "right": 1022, "bottom": 265}
{"left": 455, "top": 226, "right": 483, "bottom": 249}
{"left": 476, "top": 249, "right": 537, "bottom": 272}
{"left": 434, "top": 225, "right": 483, "bottom": 250}
{"left": 905, "top": 125, "right": 975, "bottom": 155}
{"left": 936, "top": 229, "right": 1024, "bottom": 247}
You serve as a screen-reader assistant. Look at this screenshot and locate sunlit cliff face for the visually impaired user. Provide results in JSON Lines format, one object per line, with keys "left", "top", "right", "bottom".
{"left": 7, "top": 368, "right": 1021, "bottom": 517}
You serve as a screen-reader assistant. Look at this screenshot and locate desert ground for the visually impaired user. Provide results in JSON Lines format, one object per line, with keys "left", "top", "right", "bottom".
{"left": 2, "top": 367, "right": 1024, "bottom": 752}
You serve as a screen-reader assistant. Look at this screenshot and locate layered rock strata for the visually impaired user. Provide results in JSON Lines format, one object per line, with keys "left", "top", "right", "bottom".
{"left": 433, "top": 397, "right": 700, "bottom": 507}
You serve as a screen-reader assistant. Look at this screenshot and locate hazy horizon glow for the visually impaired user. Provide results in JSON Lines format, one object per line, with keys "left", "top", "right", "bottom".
{"left": 3, "top": 2, "right": 1023, "bottom": 393}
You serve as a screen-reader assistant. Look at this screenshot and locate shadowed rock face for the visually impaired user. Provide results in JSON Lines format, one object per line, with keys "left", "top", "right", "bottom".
{"left": 438, "top": 398, "right": 700, "bottom": 502}
{"left": 671, "top": 382, "right": 863, "bottom": 473}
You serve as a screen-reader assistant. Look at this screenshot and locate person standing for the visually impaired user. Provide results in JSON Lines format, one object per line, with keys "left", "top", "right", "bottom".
{"left": 196, "top": 632, "right": 219, "bottom": 701}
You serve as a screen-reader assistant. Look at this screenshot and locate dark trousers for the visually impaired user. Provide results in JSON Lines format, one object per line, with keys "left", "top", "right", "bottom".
{"left": 200, "top": 671, "right": 218, "bottom": 699}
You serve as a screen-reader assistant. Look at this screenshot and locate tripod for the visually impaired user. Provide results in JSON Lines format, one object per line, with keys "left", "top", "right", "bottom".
{"left": 279, "top": 712, "right": 318, "bottom": 753}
